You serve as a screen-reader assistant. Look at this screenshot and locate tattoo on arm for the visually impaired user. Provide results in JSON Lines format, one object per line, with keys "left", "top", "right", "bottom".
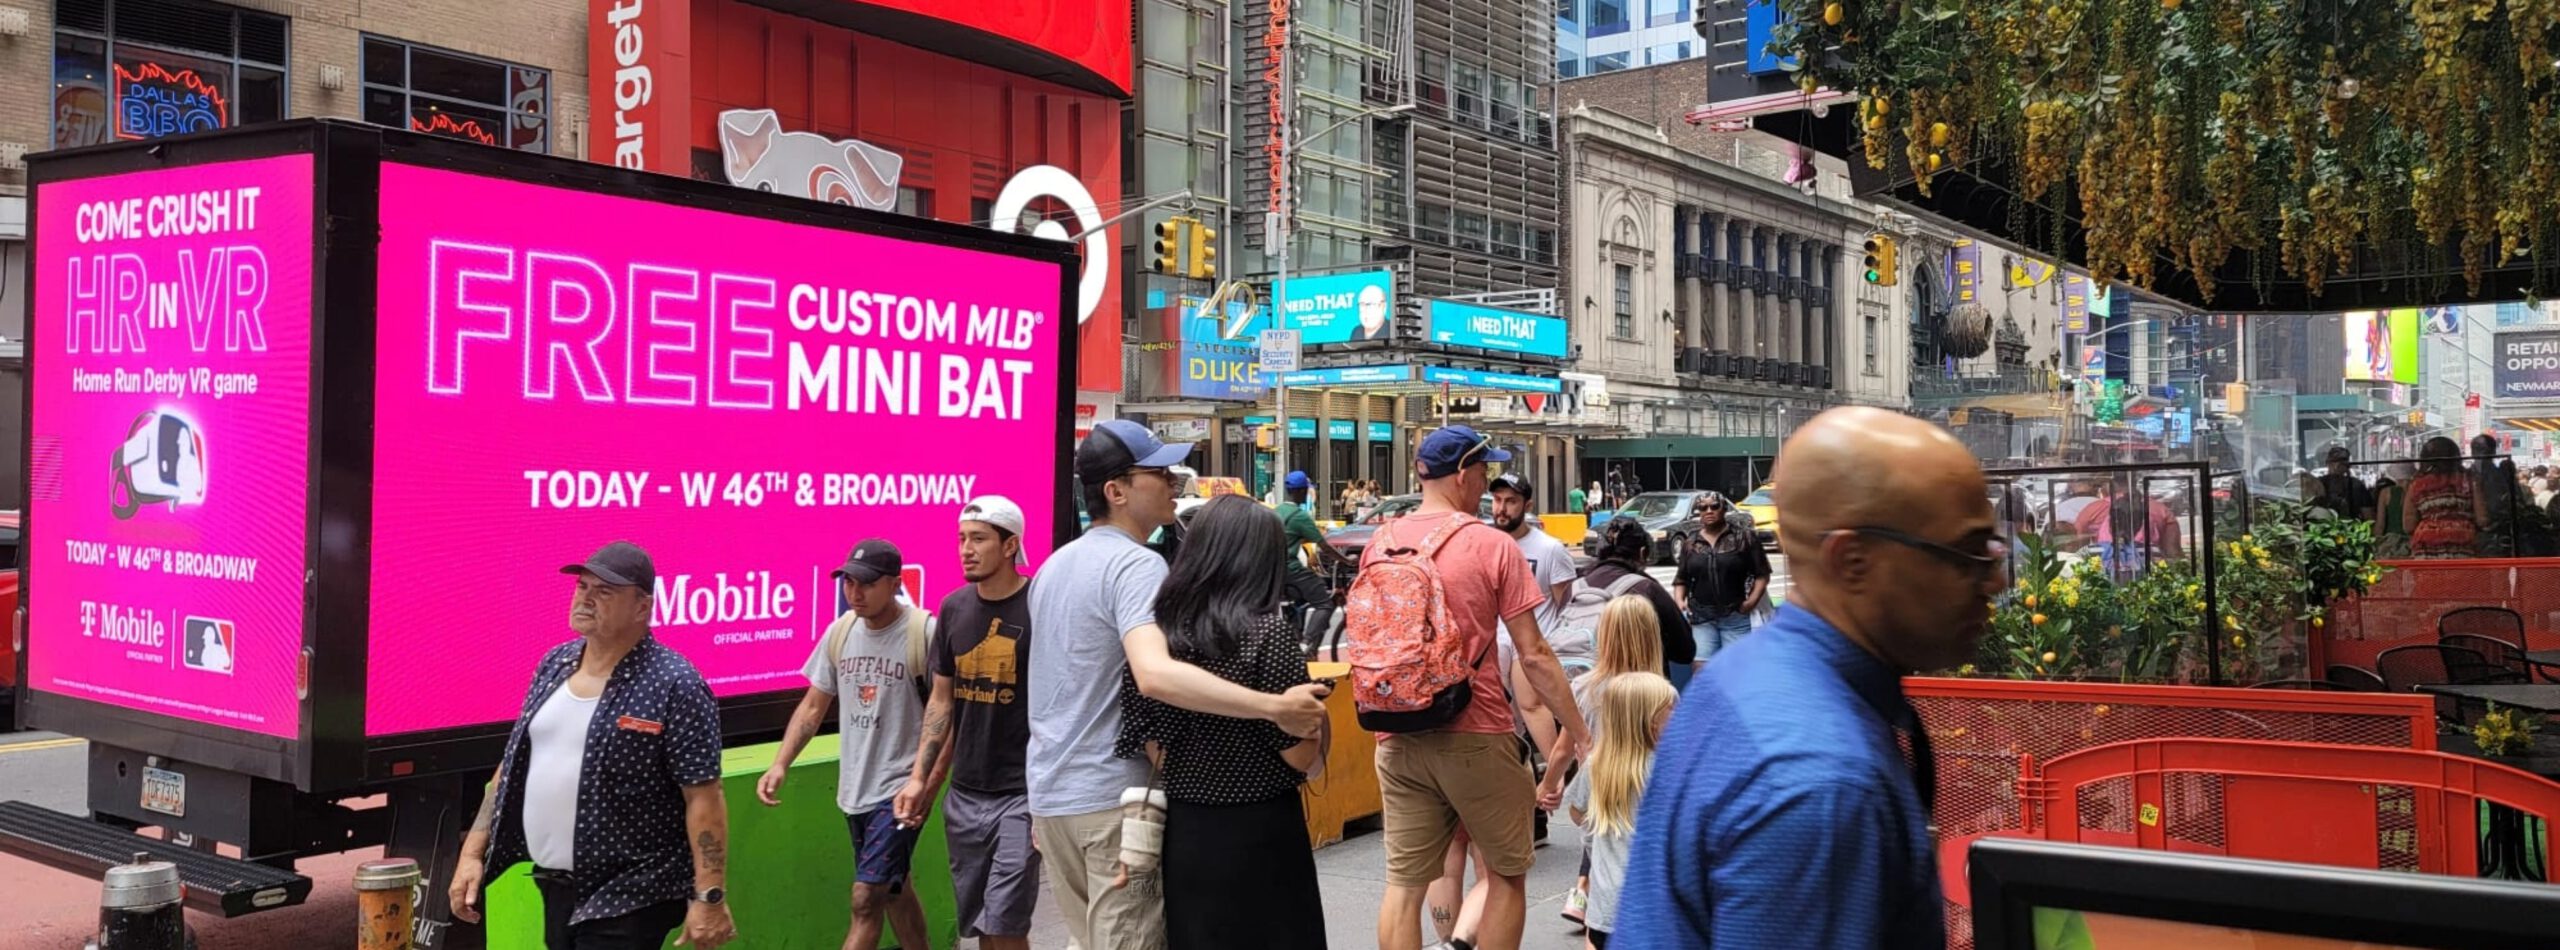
{"left": 468, "top": 775, "right": 499, "bottom": 835}
{"left": 694, "top": 830, "right": 727, "bottom": 876}
{"left": 917, "top": 703, "right": 952, "bottom": 777}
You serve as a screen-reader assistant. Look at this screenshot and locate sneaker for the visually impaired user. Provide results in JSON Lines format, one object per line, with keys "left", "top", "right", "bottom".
{"left": 1561, "top": 882, "right": 1588, "bottom": 925}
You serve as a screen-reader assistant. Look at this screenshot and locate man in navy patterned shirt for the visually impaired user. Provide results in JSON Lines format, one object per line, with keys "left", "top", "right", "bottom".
{"left": 1614, "top": 409, "right": 2001, "bottom": 949}
{"left": 450, "top": 541, "right": 738, "bottom": 949}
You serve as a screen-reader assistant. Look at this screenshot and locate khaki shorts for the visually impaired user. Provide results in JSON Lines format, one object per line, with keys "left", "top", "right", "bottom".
{"left": 1032, "top": 807, "right": 1165, "bottom": 950}
{"left": 1376, "top": 730, "right": 1536, "bottom": 887}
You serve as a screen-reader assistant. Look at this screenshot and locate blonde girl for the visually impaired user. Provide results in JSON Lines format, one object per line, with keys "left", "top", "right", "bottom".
{"left": 1566, "top": 673, "right": 1679, "bottom": 949}
{"left": 1543, "top": 595, "right": 1662, "bottom": 929}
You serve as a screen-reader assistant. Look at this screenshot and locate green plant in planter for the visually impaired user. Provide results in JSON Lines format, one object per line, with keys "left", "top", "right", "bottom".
{"left": 1979, "top": 535, "right": 2125, "bottom": 680}
{"left": 2475, "top": 703, "right": 2541, "bottom": 758}
{"left": 2115, "top": 561, "right": 2201, "bottom": 683}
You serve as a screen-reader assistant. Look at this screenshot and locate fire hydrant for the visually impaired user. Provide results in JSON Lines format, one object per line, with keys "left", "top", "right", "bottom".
{"left": 355, "top": 857, "right": 424, "bottom": 950}
{"left": 88, "top": 852, "right": 188, "bottom": 950}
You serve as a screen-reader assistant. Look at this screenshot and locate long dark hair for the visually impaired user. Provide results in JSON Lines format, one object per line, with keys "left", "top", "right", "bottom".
{"left": 1154, "top": 495, "right": 1287, "bottom": 661}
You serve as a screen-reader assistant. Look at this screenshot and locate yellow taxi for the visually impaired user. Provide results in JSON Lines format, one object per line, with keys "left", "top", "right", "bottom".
{"left": 1735, "top": 483, "right": 1780, "bottom": 547}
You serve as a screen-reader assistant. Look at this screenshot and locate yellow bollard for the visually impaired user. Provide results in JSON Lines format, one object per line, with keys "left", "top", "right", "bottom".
{"left": 354, "top": 858, "right": 422, "bottom": 950}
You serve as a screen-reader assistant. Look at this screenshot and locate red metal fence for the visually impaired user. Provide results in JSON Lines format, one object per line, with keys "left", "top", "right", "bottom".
{"left": 1908, "top": 677, "right": 2437, "bottom": 950}
{"left": 2324, "top": 557, "right": 2560, "bottom": 672}
{"left": 2031, "top": 737, "right": 2560, "bottom": 881}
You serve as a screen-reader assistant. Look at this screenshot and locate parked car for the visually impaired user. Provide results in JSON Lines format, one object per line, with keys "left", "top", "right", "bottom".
{"left": 0, "top": 510, "right": 21, "bottom": 730}
{"left": 1735, "top": 483, "right": 1780, "bottom": 547}
{"left": 1325, "top": 493, "right": 1542, "bottom": 563}
{"left": 1581, "top": 490, "right": 1711, "bottom": 564}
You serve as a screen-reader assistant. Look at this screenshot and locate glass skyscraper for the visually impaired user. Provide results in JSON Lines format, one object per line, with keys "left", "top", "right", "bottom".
{"left": 1556, "top": 0, "right": 1699, "bottom": 78}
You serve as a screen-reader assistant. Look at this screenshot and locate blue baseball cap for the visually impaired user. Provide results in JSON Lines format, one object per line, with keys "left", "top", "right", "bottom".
{"left": 1417, "top": 425, "right": 1511, "bottom": 480}
{"left": 1077, "top": 419, "right": 1191, "bottom": 485}
{"left": 1284, "top": 471, "right": 1313, "bottom": 490}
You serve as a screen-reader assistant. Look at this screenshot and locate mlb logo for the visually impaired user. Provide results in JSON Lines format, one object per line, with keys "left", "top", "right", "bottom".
{"left": 182, "top": 617, "right": 235, "bottom": 675}
{"left": 900, "top": 565, "right": 925, "bottom": 604}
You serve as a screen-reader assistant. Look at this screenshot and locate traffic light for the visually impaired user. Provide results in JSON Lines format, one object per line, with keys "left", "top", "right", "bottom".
{"left": 1862, "top": 232, "right": 1899, "bottom": 286}
{"left": 1187, "top": 222, "right": 1218, "bottom": 279}
{"left": 1152, "top": 218, "right": 1184, "bottom": 275}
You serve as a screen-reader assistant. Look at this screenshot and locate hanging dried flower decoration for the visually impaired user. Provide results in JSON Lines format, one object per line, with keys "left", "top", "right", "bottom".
{"left": 1769, "top": 0, "right": 2560, "bottom": 301}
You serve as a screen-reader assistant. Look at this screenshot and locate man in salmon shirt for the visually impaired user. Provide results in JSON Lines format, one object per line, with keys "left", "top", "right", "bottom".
{"left": 1365, "top": 425, "right": 1590, "bottom": 950}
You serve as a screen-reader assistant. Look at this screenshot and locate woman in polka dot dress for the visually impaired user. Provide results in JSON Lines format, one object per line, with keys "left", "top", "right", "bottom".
{"left": 1114, "top": 494, "right": 1331, "bottom": 949}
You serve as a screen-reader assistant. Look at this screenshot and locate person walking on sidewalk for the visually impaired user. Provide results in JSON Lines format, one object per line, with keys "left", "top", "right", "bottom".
{"left": 1615, "top": 408, "right": 2000, "bottom": 949}
{"left": 893, "top": 497, "right": 1040, "bottom": 950}
{"left": 450, "top": 542, "right": 735, "bottom": 950}
{"left": 1564, "top": 673, "right": 1679, "bottom": 950}
{"left": 1364, "top": 425, "right": 1590, "bottom": 950}
{"left": 757, "top": 539, "right": 937, "bottom": 950}
{"left": 1029, "top": 419, "right": 1332, "bottom": 950}
{"left": 1114, "top": 495, "right": 1331, "bottom": 949}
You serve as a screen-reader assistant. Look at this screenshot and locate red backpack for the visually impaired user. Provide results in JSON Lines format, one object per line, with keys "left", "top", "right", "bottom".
{"left": 1344, "top": 514, "right": 1492, "bottom": 732}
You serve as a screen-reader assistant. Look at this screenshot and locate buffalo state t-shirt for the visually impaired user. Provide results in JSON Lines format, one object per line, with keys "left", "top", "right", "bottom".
{"left": 931, "top": 581, "right": 1034, "bottom": 795}
{"left": 1357, "top": 511, "right": 1543, "bottom": 736}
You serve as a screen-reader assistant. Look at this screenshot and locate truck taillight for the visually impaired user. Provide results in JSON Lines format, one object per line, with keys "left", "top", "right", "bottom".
{"left": 11, "top": 606, "right": 22, "bottom": 653}
{"left": 297, "top": 648, "right": 312, "bottom": 701}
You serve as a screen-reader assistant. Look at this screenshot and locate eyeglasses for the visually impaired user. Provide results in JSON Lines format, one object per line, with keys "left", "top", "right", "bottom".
{"left": 1123, "top": 467, "right": 1193, "bottom": 495}
{"left": 1841, "top": 526, "right": 2009, "bottom": 582}
{"left": 1458, "top": 434, "right": 1493, "bottom": 468}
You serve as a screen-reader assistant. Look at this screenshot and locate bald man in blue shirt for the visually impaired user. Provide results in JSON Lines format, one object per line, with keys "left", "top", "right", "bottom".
{"left": 1612, "top": 408, "right": 2005, "bottom": 949}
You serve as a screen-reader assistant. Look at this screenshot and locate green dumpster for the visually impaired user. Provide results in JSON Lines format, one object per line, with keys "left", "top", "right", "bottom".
{"left": 485, "top": 733, "right": 959, "bottom": 948}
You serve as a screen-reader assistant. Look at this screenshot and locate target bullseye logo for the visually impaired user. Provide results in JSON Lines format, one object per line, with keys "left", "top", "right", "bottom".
{"left": 990, "top": 165, "right": 1107, "bottom": 325}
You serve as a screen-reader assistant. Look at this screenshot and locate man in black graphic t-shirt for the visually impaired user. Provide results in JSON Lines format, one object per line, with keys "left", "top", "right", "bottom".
{"left": 895, "top": 496, "right": 1039, "bottom": 949}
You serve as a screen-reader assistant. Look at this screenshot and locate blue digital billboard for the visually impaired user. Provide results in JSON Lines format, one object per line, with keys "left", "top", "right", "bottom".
{"left": 1420, "top": 366, "right": 1563, "bottom": 393}
{"left": 1277, "top": 270, "right": 1397, "bottom": 344}
{"left": 1426, "top": 299, "right": 1569, "bottom": 358}
{"left": 1278, "top": 365, "right": 1416, "bottom": 387}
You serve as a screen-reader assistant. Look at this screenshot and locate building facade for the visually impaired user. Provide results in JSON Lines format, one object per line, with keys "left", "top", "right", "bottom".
{"left": 1560, "top": 101, "right": 1892, "bottom": 494}
{"left": 1122, "top": 0, "right": 1588, "bottom": 513}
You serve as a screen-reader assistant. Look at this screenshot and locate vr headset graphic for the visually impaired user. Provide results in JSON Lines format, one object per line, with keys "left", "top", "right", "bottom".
{"left": 111, "top": 409, "right": 208, "bottom": 520}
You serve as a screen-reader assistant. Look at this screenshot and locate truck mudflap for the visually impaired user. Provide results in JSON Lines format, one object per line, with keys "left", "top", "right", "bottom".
{"left": 0, "top": 800, "right": 310, "bottom": 917}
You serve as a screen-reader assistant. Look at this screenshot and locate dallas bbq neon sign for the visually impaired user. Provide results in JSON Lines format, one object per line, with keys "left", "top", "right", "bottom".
{"left": 114, "top": 61, "right": 228, "bottom": 140}
{"left": 412, "top": 112, "right": 499, "bottom": 146}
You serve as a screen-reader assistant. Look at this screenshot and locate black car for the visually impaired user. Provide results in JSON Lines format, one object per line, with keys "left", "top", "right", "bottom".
{"left": 1583, "top": 490, "right": 1712, "bottom": 564}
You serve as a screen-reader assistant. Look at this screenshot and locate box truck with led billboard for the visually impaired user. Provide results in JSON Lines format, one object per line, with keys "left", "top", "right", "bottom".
{"left": 3, "top": 119, "right": 1077, "bottom": 947}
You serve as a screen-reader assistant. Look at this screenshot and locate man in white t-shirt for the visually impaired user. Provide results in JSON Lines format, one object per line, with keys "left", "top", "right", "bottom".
{"left": 756, "top": 538, "right": 935, "bottom": 950}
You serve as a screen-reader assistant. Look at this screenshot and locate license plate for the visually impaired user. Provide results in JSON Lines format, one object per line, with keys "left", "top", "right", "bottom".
{"left": 140, "top": 767, "right": 186, "bottom": 818}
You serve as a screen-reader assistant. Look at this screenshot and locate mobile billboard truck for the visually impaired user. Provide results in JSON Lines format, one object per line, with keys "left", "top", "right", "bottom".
{"left": 5, "top": 120, "right": 1076, "bottom": 946}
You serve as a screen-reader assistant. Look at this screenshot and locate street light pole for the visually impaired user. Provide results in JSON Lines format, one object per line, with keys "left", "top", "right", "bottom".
{"left": 1268, "top": 99, "right": 1414, "bottom": 504}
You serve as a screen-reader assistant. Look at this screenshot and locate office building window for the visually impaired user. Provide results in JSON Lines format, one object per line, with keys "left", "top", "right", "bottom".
{"left": 1613, "top": 264, "right": 1635, "bottom": 339}
{"left": 896, "top": 187, "right": 933, "bottom": 217}
{"left": 1592, "top": 0, "right": 1629, "bottom": 36}
{"left": 53, "top": 0, "right": 289, "bottom": 149}
{"left": 363, "top": 37, "right": 549, "bottom": 152}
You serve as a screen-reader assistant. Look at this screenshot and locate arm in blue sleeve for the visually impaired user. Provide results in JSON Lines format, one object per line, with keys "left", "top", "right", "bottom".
{"left": 1709, "top": 780, "right": 1910, "bottom": 950}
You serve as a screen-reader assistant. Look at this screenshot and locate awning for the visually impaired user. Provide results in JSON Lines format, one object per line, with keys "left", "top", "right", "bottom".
{"left": 2501, "top": 416, "right": 2560, "bottom": 432}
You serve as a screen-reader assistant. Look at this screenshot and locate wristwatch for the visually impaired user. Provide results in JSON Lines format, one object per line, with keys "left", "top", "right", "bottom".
{"left": 694, "top": 886, "right": 725, "bottom": 906}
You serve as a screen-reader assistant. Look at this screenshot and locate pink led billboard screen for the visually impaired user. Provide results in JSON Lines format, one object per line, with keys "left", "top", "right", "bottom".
{"left": 26, "top": 155, "right": 316, "bottom": 739}
{"left": 364, "top": 162, "right": 1066, "bottom": 736}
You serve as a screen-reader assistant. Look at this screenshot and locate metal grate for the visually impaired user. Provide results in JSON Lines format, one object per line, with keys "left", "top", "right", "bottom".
{"left": 2163, "top": 772, "right": 2227, "bottom": 853}
{"left": 2378, "top": 784, "right": 2421, "bottom": 872}
{"left": 1913, "top": 682, "right": 2430, "bottom": 950}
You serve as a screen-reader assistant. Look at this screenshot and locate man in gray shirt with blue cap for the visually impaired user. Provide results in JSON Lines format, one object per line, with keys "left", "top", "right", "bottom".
{"left": 1027, "top": 419, "right": 1333, "bottom": 949}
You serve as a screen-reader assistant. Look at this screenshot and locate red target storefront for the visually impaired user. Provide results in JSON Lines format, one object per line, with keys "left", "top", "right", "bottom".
{"left": 587, "top": 0, "right": 1129, "bottom": 404}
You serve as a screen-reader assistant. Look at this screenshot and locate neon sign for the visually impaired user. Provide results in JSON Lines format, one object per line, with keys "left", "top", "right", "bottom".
{"left": 114, "top": 61, "right": 229, "bottom": 140}
{"left": 411, "top": 112, "right": 499, "bottom": 146}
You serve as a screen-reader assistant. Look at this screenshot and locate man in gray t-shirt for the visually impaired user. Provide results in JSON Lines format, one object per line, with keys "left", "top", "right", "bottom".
{"left": 1026, "top": 420, "right": 1331, "bottom": 950}
{"left": 756, "top": 538, "right": 934, "bottom": 950}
